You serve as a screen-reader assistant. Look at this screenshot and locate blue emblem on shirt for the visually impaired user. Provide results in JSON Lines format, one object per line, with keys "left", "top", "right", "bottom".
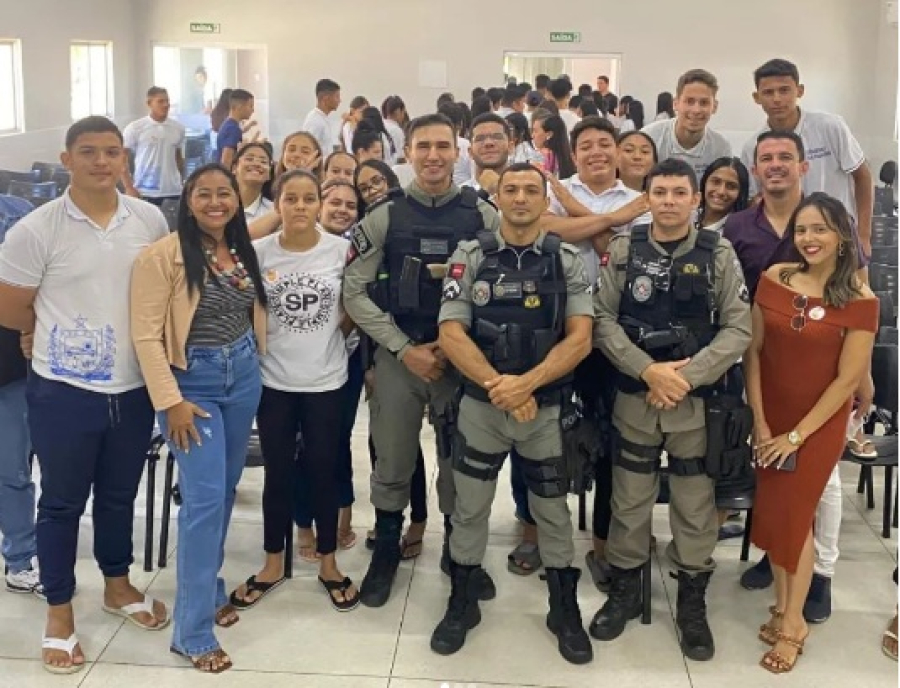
{"left": 48, "top": 316, "right": 117, "bottom": 381}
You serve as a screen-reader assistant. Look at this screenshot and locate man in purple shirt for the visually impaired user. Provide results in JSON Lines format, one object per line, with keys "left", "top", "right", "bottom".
{"left": 724, "top": 129, "right": 872, "bottom": 624}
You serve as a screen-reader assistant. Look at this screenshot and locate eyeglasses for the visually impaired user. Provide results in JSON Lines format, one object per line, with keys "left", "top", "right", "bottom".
{"left": 473, "top": 132, "right": 508, "bottom": 144}
{"left": 358, "top": 175, "right": 386, "bottom": 196}
{"left": 791, "top": 293, "right": 808, "bottom": 331}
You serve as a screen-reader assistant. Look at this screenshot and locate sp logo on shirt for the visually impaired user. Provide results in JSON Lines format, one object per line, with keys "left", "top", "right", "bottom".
{"left": 268, "top": 273, "right": 335, "bottom": 333}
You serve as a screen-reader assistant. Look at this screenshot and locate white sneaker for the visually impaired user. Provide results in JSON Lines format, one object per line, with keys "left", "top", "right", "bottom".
{"left": 5, "top": 567, "right": 45, "bottom": 599}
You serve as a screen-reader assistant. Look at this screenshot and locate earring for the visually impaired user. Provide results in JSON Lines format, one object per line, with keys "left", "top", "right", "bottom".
{"left": 838, "top": 243, "right": 846, "bottom": 256}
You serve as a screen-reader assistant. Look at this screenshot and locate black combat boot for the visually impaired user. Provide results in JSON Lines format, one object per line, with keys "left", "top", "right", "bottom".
{"left": 441, "top": 517, "right": 496, "bottom": 601}
{"left": 674, "top": 570, "right": 715, "bottom": 661}
{"left": 588, "top": 565, "right": 642, "bottom": 641}
{"left": 359, "top": 510, "right": 403, "bottom": 608}
{"left": 545, "top": 567, "right": 593, "bottom": 665}
{"left": 430, "top": 561, "right": 482, "bottom": 655}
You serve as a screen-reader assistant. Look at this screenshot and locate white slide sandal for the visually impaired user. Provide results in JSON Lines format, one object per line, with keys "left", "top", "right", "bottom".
{"left": 102, "top": 595, "right": 171, "bottom": 630}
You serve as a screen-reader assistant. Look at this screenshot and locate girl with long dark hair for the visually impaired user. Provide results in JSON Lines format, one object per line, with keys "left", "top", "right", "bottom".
{"left": 617, "top": 130, "right": 658, "bottom": 192}
{"left": 696, "top": 157, "right": 750, "bottom": 232}
{"left": 747, "top": 192, "right": 878, "bottom": 674}
{"left": 232, "top": 142, "right": 274, "bottom": 222}
{"left": 531, "top": 113, "right": 576, "bottom": 179}
{"left": 131, "top": 163, "right": 268, "bottom": 673}
{"left": 655, "top": 91, "right": 675, "bottom": 121}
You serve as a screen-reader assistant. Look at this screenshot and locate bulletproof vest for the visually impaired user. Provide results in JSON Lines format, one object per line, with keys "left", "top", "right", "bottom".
{"left": 384, "top": 187, "right": 484, "bottom": 343}
{"left": 467, "top": 231, "right": 570, "bottom": 399}
{"left": 618, "top": 225, "right": 720, "bottom": 394}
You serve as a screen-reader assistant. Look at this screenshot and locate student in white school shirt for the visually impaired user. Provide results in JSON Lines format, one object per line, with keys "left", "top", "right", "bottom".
{"left": 642, "top": 69, "right": 732, "bottom": 182}
{"left": 543, "top": 117, "right": 650, "bottom": 284}
{"left": 233, "top": 169, "right": 359, "bottom": 613}
{"left": 303, "top": 79, "right": 342, "bottom": 156}
{"left": 122, "top": 87, "right": 185, "bottom": 204}
{"left": 232, "top": 143, "right": 274, "bottom": 223}
{"left": 0, "top": 117, "right": 170, "bottom": 674}
{"left": 740, "top": 58, "right": 874, "bottom": 255}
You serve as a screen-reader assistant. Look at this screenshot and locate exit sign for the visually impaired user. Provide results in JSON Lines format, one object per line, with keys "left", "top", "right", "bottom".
{"left": 190, "top": 22, "right": 221, "bottom": 34}
{"left": 550, "top": 31, "right": 581, "bottom": 43}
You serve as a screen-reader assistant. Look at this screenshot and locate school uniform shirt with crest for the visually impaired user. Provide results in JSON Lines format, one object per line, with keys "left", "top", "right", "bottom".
{"left": 254, "top": 229, "right": 349, "bottom": 393}
{"left": 0, "top": 191, "right": 168, "bottom": 392}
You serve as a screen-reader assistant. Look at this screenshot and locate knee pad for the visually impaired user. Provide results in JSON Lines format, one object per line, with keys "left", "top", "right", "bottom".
{"left": 520, "top": 454, "right": 567, "bottom": 498}
{"left": 451, "top": 432, "right": 506, "bottom": 482}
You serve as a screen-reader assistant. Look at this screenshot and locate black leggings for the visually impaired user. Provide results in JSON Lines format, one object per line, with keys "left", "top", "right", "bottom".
{"left": 257, "top": 386, "right": 343, "bottom": 555}
{"left": 368, "top": 435, "right": 428, "bottom": 524}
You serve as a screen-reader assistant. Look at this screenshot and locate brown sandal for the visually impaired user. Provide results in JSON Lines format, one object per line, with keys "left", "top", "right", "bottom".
{"left": 215, "top": 604, "right": 240, "bottom": 628}
{"left": 170, "top": 647, "right": 233, "bottom": 674}
{"left": 760, "top": 630, "right": 807, "bottom": 674}
{"left": 758, "top": 605, "right": 784, "bottom": 645}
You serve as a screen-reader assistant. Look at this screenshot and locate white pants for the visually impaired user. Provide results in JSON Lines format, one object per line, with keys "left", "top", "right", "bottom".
{"left": 813, "top": 464, "right": 842, "bottom": 578}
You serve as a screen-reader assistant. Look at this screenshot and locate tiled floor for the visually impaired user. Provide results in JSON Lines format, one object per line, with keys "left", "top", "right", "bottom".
{"left": 1, "top": 413, "right": 898, "bottom": 688}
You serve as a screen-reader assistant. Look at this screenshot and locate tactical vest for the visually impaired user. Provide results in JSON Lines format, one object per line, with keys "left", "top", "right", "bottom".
{"left": 384, "top": 187, "right": 484, "bottom": 343}
{"left": 617, "top": 225, "right": 720, "bottom": 395}
{"left": 465, "top": 231, "right": 570, "bottom": 403}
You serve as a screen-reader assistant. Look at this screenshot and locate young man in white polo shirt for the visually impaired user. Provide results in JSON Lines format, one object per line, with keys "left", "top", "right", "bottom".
{"left": 740, "top": 58, "right": 874, "bottom": 255}
{"left": 303, "top": 79, "right": 342, "bottom": 156}
{"left": 122, "top": 86, "right": 185, "bottom": 205}
{"left": 643, "top": 69, "right": 732, "bottom": 181}
{"left": 0, "top": 116, "right": 170, "bottom": 674}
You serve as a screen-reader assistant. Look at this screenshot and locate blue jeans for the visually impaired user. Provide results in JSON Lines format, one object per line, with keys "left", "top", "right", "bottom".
{"left": 158, "top": 332, "right": 261, "bottom": 656}
{"left": 0, "top": 378, "right": 36, "bottom": 574}
{"left": 294, "top": 347, "right": 363, "bottom": 527}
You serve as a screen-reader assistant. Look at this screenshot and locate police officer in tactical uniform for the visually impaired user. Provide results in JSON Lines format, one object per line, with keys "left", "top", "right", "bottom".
{"left": 432, "top": 163, "right": 595, "bottom": 664}
{"left": 590, "top": 158, "right": 752, "bottom": 661}
{"left": 343, "top": 113, "right": 500, "bottom": 608}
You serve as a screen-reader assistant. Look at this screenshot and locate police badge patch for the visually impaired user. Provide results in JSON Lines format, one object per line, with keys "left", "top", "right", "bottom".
{"left": 443, "top": 279, "right": 462, "bottom": 301}
{"left": 738, "top": 283, "right": 750, "bottom": 303}
{"left": 632, "top": 275, "right": 653, "bottom": 303}
{"left": 472, "top": 280, "right": 491, "bottom": 306}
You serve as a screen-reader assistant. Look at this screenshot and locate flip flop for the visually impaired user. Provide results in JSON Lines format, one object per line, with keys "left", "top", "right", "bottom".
{"left": 507, "top": 542, "right": 542, "bottom": 575}
{"left": 215, "top": 603, "right": 240, "bottom": 628}
{"left": 42, "top": 634, "right": 84, "bottom": 675}
{"left": 847, "top": 437, "right": 878, "bottom": 459}
{"left": 170, "top": 646, "right": 233, "bottom": 674}
{"left": 319, "top": 576, "right": 360, "bottom": 612}
{"left": 883, "top": 623, "right": 898, "bottom": 661}
{"left": 400, "top": 536, "right": 423, "bottom": 560}
{"left": 102, "top": 596, "right": 170, "bottom": 630}
{"left": 228, "top": 575, "right": 286, "bottom": 610}
{"left": 338, "top": 529, "right": 358, "bottom": 550}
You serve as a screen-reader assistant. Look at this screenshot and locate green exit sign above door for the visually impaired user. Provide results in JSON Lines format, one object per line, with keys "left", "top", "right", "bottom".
{"left": 190, "top": 22, "right": 221, "bottom": 34}
{"left": 550, "top": 32, "right": 581, "bottom": 43}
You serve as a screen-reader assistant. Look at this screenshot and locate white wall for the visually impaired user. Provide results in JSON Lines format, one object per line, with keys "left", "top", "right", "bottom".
{"left": 0, "top": 0, "right": 140, "bottom": 170}
{"left": 139, "top": 0, "right": 897, "bottom": 168}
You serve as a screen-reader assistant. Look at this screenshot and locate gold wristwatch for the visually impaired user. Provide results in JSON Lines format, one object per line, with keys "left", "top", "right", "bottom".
{"left": 787, "top": 430, "right": 804, "bottom": 447}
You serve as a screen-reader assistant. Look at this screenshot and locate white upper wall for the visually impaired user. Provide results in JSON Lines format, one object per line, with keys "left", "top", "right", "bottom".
{"left": 139, "top": 0, "right": 897, "bottom": 170}
{"left": 0, "top": 0, "right": 140, "bottom": 169}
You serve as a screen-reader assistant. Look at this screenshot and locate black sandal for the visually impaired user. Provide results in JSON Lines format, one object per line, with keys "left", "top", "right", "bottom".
{"left": 319, "top": 576, "right": 360, "bottom": 612}
{"left": 228, "top": 575, "right": 286, "bottom": 610}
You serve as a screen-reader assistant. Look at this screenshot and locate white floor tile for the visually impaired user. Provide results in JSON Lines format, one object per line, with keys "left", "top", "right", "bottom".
{"left": 79, "top": 663, "right": 389, "bottom": 687}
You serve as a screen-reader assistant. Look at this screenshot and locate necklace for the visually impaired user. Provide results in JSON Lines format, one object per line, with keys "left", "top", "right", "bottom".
{"left": 203, "top": 245, "right": 253, "bottom": 290}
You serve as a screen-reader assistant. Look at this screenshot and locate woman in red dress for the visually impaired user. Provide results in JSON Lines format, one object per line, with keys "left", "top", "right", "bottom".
{"left": 745, "top": 192, "right": 878, "bottom": 674}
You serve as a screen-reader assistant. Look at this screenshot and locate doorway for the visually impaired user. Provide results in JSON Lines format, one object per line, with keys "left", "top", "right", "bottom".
{"left": 152, "top": 45, "right": 269, "bottom": 137}
{"left": 503, "top": 51, "right": 622, "bottom": 97}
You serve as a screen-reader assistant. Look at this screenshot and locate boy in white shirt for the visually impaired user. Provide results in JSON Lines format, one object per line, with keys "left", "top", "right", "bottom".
{"left": 740, "top": 58, "right": 874, "bottom": 254}
{"left": 0, "top": 116, "right": 170, "bottom": 674}
{"left": 122, "top": 87, "right": 185, "bottom": 204}
{"left": 642, "top": 69, "right": 732, "bottom": 180}
{"left": 303, "top": 79, "right": 342, "bottom": 155}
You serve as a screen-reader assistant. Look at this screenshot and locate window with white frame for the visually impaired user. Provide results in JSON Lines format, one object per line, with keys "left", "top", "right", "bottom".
{"left": 0, "top": 40, "right": 23, "bottom": 133}
{"left": 70, "top": 42, "right": 114, "bottom": 120}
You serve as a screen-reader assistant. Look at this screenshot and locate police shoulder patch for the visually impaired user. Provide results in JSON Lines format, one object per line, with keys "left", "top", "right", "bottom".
{"left": 738, "top": 283, "right": 750, "bottom": 303}
{"left": 352, "top": 225, "right": 374, "bottom": 257}
{"left": 449, "top": 262, "right": 466, "bottom": 280}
